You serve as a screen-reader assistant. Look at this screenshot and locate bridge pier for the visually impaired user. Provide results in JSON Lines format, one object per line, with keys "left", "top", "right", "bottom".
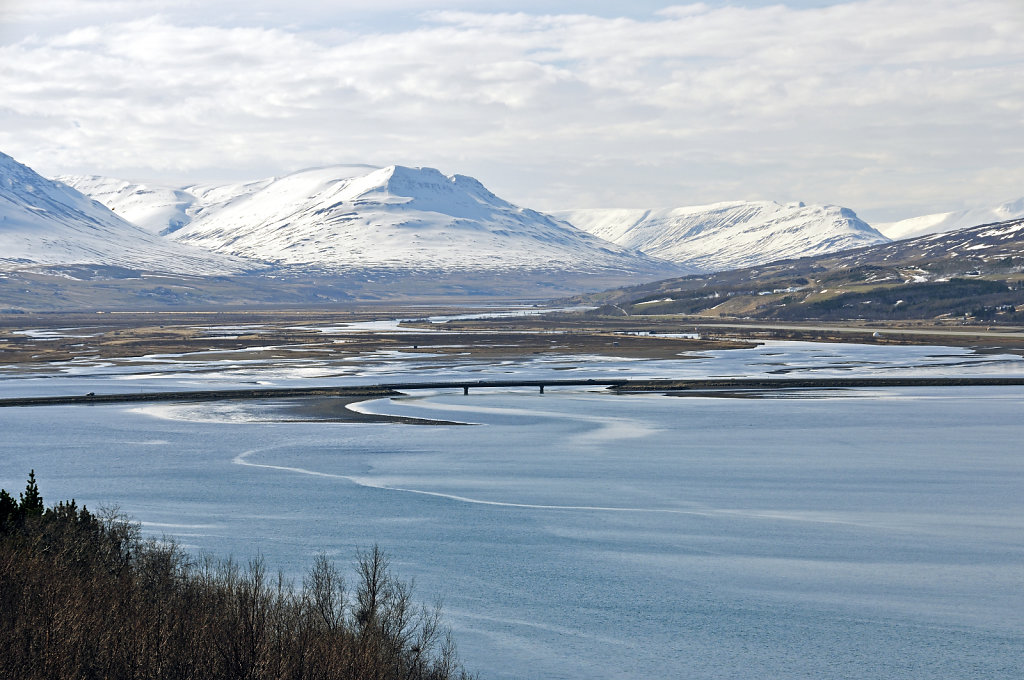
{"left": 463, "top": 386, "right": 469, "bottom": 395}
{"left": 539, "top": 384, "right": 544, "bottom": 394}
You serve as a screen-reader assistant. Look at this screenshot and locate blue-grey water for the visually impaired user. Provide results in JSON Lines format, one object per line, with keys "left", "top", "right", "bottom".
{"left": 2, "top": 338, "right": 1023, "bottom": 679}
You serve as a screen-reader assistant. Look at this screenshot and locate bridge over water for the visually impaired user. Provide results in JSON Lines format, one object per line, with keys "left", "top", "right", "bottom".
{"left": 2, "top": 376, "right": 1023, "bottom": 408}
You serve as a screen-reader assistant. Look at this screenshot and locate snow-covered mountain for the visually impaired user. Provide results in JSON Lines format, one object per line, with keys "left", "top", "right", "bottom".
{"left": 551, "top": 201, "right": 889, "bottom": 272}
{"left": 104, "top": 164, "right": 680, "bottom": 276}
{"left": 876, "top": 198, "right": 1024, "bottom": 241}
{"left": 0, "top": 153, "right": 253, "bottom": 274}
{"left": 58, "top": 170, "right": 375, "bottom": 236}
{"left": 54, "top": 175, "right": 200, "bottom": 235}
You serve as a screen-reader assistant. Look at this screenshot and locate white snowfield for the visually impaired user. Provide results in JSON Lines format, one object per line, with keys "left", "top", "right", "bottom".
{"left": 552, "top": 201, "right": 889, "bottom": 272}
{"left": 0, "top": 153, "right": 254, "bottom": 274}
{"left": 55, "top": 173, "right": 280, "bottom": 236}
{"left": 876, "top": 198, "right": 1024, "bottom": 241}
{"left": 54, "top": 174, "right": 198, "bottom": 235}
{"left": 162, "top": 164, "right": 680, "bottom": 274}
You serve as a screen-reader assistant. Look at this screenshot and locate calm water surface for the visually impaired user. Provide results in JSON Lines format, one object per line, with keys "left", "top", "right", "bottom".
{"left": 2, "top": 340, "right": 1023, "bottom": 679}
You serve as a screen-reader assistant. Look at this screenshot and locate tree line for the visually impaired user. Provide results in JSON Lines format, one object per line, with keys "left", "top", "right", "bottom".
{"left": 0, "top": 472, "right": 476, "bottom": 680}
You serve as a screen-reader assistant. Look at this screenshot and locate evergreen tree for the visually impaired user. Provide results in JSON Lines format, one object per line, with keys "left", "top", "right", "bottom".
{"left": 19, "top": 469, "right": 43, "bottom": 517}
{"left": 0, "top": 488, "right": 17, "bottom": 526}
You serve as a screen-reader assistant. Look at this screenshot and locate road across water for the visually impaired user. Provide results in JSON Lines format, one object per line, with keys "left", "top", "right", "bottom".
{"left": 3, "top": 376, "right": 1024, "bottom": 407}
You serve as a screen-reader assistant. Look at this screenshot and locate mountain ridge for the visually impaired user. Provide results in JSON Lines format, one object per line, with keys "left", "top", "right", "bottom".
{"left": 3, "top": 155, "right": 690, "bottom": 310}
{"left": 552, "top": 200, "right": 888, "bottom": 272}
{"left": 0, "top": 152, "right": 254, "bottom": 275}
{"left": 876, "top": 198, "right": 1024, "bottom": 240}
{"left": 66, "top": 164, "right": 685, "bottom": 276}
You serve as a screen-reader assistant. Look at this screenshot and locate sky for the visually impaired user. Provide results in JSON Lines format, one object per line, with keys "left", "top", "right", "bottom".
{"left": 1, "top": 0, "right": 1022, "bottom": 224}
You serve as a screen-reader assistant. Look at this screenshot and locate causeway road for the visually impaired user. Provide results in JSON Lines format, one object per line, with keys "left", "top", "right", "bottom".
{"left": 2, "top": 377, "right": 1024, "bottom": 408}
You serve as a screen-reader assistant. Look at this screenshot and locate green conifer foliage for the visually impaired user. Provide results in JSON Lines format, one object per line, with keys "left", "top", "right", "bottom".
{"left": 18, "top": 470, "right": 43, "bottom": 517}
{"left": 0, "top": 489, "right": 17, "bottom": 525}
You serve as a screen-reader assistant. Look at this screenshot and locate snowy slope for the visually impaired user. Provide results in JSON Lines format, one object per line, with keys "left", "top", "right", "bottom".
{"left": 56, "top": 174, "right": 281, "bottom": 235}
{"left": 876, "top": 198, "right": 1024, "bottom": 240}
{"left": 0, "top": 153, "right": 253, "bottom": 274}
{"left": 54, "top": 175, "right": 197, "bottom": 235}
{"left": 551, "top": 201, "right": 889, "bottom": 272}
{"left": 166, "top": 165, "right": 680, "bottom": 274}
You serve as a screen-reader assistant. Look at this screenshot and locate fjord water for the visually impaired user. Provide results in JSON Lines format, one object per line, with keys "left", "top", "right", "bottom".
{"left": 2, "top": 342, "right": 1023, "bottom": 679}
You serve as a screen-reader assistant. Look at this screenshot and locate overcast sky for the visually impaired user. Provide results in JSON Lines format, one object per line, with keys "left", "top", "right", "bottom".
{"left": 2, "top": 0, "right": 1022, "bottom": 223}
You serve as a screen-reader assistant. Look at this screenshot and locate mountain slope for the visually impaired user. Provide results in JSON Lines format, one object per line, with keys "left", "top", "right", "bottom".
{"left": 877, "top": 198, "right": 1024, "bottom": 240}
{"left": 0, "top": 153, "right": 253, "bottom": 274}
{"left": 57, "top": 170, "right": 375, "bottom": 236}
{"left": 166, "top": 165, "right": 681, "bottom": 275}
{"left": 552, "top": 201, "right": 889, "bottom": 272}
{"left": 578, "top": 216, "right": 1024, "bottom": 322}
{"left": 53, "top": 175, "right": 199, "bottom": 235}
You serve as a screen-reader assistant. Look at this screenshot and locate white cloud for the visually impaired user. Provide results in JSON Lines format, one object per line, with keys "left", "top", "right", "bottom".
{"left": 1, "top": 0, "right": 1022, "bottom": 221}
